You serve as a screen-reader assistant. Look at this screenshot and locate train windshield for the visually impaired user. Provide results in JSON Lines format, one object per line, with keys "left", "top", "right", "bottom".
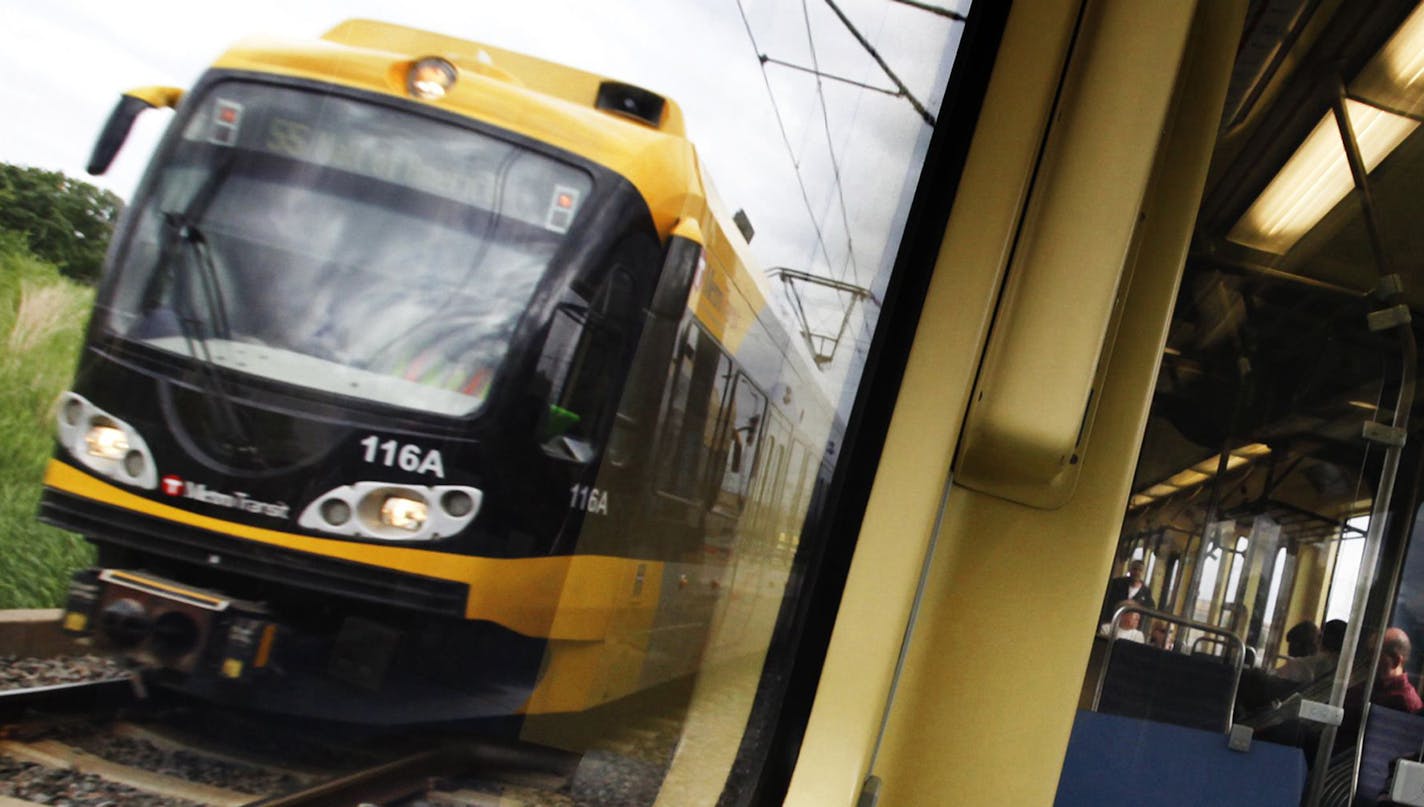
{"left": 100, "top": 82, "right": 593, "bottom": 416}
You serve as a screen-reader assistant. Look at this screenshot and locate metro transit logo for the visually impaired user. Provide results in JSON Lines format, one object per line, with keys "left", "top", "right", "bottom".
{"left": 158, "top": 474, "right": 290, "bottom": 519}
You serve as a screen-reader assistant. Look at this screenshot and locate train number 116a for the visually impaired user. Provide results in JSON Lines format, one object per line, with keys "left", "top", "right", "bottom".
{"left": 570, "top": 484, "right": 609, "bottom": 515}
{"left": 360, "top": 435, "right": 445, "bottom": 478}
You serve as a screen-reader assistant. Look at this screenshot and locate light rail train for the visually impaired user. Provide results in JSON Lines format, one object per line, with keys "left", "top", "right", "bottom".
{"left": 47, "top": 19, "right": 837, "bottom": 724}
{"left": 40, "top": 1, "right": 1424, "bottom": 804}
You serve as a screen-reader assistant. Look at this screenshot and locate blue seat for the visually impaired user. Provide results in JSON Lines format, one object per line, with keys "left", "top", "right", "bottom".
{"left": 1054, "top": 710, "right": 1306, "bottom": 807}
{"left": 1353, "top": 705, "right": 1424, "bottom": 806}
{"left": 1096, "top": 640, "right": 1237, "bottom": 732}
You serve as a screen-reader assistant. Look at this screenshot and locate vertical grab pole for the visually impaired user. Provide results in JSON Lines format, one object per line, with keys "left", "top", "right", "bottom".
{"left": 1304, "top": 76, "right": 1418, "bottom": 807}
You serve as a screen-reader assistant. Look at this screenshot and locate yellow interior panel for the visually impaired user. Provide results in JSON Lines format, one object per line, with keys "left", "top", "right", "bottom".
{"left": 954, "top": 0, "right": 1197, "bottom": 508}
{"left": 783, "top": 0, "right": 1245, "bottom": 803}
{"left": 781, "top": 0, "right": 1084, "bottom": 802}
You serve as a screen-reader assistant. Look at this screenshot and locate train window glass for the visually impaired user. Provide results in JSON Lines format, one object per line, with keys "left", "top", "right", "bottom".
{"left": 1325, "top": 526, "right": 1368, "bottom": 622}
{"left": 101, "top": 83, "right": 598, "bottom": 417}
{"left": 658, "top": 324, "right": 734, "bottom": 502}
{"left": 781, "top": 441, "right": 812, "bottom": 553}
{"left": 535, "top": 263, "right": 644, "bottom": 447}
{"left": 750, "top": 413, "right": 792, "bottom": 535}
{"left": 713, "top": 374, "right": 768, "bottom": 515}
{"left": 1261, "top": 547, "right": 1287, "bottom": 650}
{"left": 29, "top": 4, "right": 993, "bottom": 805}
{"left": 1088, "top": 8, "right": 1424, "bottom": 799}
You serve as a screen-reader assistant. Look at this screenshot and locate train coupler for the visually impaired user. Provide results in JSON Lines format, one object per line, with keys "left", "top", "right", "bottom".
{"left": 61, "top": 567, "right": 276, "bottom": 681}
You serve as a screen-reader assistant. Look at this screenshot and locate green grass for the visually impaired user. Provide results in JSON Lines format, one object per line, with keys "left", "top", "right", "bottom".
{"left": 0, "top": 230, "right": 95, "bottom": 608}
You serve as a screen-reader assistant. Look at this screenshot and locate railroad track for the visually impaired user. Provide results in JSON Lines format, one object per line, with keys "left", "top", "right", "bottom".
{"left": 0, "top": 686, "right": 680, "bottom": 806}
{"left": 0, "top": 676, "right": 140, "bottom": 723}
{"left": 0, "top": 610, "right": 687, "bottom": 806}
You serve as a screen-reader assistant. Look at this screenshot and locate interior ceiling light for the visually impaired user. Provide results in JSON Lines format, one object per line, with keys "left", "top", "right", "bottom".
{"left": 1231, "top": 442, "right": 1272, "bottom": 458}
{"left": 1227, "top": 1, "right": 1424, "bottom": 255}
{"left": 1130, "top": 443, "right": 1272, "bottom": 509}
{"left": 1166, "top": 469, "right": 1211, "bottom": 488}
{"left": 1227, "top": 101, "right": 1416, "bottom": 254}
{"left": 1359, "top": 1, "right": 1424, "bottom": 111}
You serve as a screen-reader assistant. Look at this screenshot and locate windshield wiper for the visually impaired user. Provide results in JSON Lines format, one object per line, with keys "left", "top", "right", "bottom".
{"left": 161, "top": 212, "right": 263, "bottom": 466}
{"left": 164, "top": 213, "right": 232, "bottom": 343}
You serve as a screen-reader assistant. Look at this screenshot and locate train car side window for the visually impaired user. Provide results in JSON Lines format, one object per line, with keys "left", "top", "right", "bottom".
{"left": 533, "top": 266, "right": 639, "bottom": 452}
{"left": 712, "top": 373, "right": 768, "bottom": 516}
{"left": 657, "top": 324, "right": 734, "bottom": 502}
{"left": 749, "top": 409, "right": 791, "bottom": 534}
{"left": 780, "top": 439, "right": 812, "bottom": 554}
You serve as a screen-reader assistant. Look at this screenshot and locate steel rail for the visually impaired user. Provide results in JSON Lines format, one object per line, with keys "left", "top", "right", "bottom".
{"left": 0, "top": 676, "right": 141, "bottom": 723}
{"left": 246, "top": 740, "right": 580, "bottom": 807}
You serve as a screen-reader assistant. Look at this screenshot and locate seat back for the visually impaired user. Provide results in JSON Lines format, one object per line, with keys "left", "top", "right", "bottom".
{"left": 1354, "top": 705, "right": 1424, "bottom": 806}
{"left": 1096, "top": 640, "right": 1238, "bottom": 732}
{"left": 1054, "top": 709, "right": 1307, "bottom": 807}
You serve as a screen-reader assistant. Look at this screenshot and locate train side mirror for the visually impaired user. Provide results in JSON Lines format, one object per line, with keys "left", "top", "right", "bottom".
{"left": 539, "top": 405, "right": 594, "bottom": 464}
{"left": 88, "top": 87, "right": 184, "bottom": 176}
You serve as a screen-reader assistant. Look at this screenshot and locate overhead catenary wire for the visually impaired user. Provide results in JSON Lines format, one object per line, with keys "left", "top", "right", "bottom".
{"left": 823, "top": 0, "right": 936, "bottom": 126}
{"left": 735, "top": 0, "right": 844, "bottom": 286}
{"left": 758, "top": 55, "right": 901, "bottom": 97}
{"left": 888, "top": 0, "right": 967, "bottom": 22}
{"left": 801, "top": 0, "right": 861, "bottom": 287}
{"left": 737, "top": 0, "right": 950, "bottom": 365}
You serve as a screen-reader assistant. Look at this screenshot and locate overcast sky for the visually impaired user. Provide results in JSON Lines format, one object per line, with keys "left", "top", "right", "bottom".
{"left": 1, "top": 0, "right": 967, "bottom": 381}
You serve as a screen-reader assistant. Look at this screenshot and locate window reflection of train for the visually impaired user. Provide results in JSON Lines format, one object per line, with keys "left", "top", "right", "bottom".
{"left": 45, "top": 19, "right": 837, "bottom": 723}
{"left": 41, "top": 1, "right": 1424, "bottom": 804}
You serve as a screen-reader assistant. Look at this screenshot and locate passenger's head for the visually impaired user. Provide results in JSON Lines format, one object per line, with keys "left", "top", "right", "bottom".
{"left": 1150, "top": 623, "right": 1169, "bottom": 647}
{"left": 1382, "top": 627, "right": 1412, "bottom": 675}
{"left": 1116, "top": 603, "right": 1140, "bottom": 630}
{"left": 1127, "top": 560, "right": 1146, "bottom": 582}
{"left": 1286, "top": 621, "right": 1320, "bottom": 658}
{"left": 1322, "top": 619, "right": 1347, "bottom": 654}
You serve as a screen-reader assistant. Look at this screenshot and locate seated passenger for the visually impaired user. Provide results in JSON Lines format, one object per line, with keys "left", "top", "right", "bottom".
{"left": 1148, "top": 622, "right": 1170, "bottom": 648}
{"left": 1373, "top": 627, "right": 1422, "bottom": 713}
{"left": 1100, "top": 603, "right": 1145, "bottom": 643}
{"left": 1336, "top": 626, "right": 1424, "bottom": 751}
{"left": 1284, "top": 619, "right": 1345, "bottom": 687}
{"left": 1276, "top": 621, "right": 1320, "bottom": 682}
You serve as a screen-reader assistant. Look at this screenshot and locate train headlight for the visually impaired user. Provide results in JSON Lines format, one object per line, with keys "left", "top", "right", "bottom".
{"left": 298, "top": 483, "right": 481, "bottom": 541}
{"left": 56, "top": 393, "right": 159, "bottom": 490}
{"left": 85, "top": 424, "right": 130, "bottom": 459}
{"left": 380, "top": 495, "right": 428, "bottom": 532}
{"left": 407, "top": 57, "right": 457, "bottom": 100}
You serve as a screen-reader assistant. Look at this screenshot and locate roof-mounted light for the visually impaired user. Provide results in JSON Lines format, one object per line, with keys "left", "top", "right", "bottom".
{"left": 407, "top": 57, "right": 457, "bottom": 101}
{"left": 595, "top": 81, "right": 666, "bottom": 128}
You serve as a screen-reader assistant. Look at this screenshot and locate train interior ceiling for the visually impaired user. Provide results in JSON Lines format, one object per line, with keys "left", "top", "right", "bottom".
{"left": 1111, "top": 0, "right": 1424, "bottom": 686}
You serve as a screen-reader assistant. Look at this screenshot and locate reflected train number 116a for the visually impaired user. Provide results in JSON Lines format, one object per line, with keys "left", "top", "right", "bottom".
{"left": 570, "top": 484, "right": 609, "bottom": 515}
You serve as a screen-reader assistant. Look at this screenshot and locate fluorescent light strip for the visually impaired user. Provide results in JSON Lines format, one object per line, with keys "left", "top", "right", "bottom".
{"left": 1382, "top": 2, "right": 1424, "bottom": 90}
{"left": 1227, "top": 100, "right": 1417, "bottom": 254}
{"left": 1130, "top": 443, "right": 1272, "bottom": 508}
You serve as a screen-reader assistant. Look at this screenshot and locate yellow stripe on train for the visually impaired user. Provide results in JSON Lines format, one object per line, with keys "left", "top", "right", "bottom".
{"left": 43, "top": 459, "right": 661, "bottom": 642}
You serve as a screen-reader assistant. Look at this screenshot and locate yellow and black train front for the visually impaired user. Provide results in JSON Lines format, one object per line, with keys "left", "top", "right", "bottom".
{"left": 40, "top": 21, "right": 740, "bottom": 723}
